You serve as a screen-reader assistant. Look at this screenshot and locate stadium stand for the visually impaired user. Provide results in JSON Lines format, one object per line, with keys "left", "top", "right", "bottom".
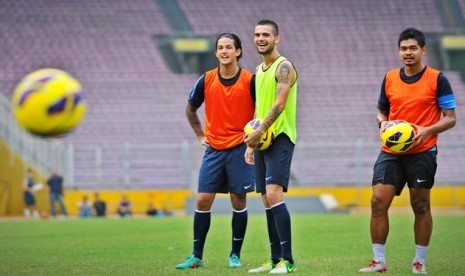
{"left": 178, "top": 0, "right": 463, "bottom": 185}
{"left": 0, "top": 0, "right": 464, "bottom": 188}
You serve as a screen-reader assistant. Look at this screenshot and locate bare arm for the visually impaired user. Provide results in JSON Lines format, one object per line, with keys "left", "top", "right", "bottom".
{"left": 185, "top": 103, "right": 208, "bottom": 146}
{"left": 413, "top": 109, "right": 456, "bottom": 145}
{"left": 22, "top": 179, "right": 28, "bottom": 191}
{"left": 377, "top": 109, "right": 389, "bottom": 135}
{"left": 259, "top": 61, "right": 295, "bottom": 132}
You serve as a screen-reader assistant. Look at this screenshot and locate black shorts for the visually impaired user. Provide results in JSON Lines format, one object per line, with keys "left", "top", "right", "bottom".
{"left": 372, "top": 148, "right": 437, "bottom": 196}
{"left": 254, "top": 133, "right": 295, "bottom": 193}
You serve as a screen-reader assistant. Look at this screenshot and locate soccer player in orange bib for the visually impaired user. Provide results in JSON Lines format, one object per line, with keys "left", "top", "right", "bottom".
{"left": 359, "top": 28, "right": 456, "bottom": 274}
{"left": 176, "top": 33, "right": 255, "bottom": 269}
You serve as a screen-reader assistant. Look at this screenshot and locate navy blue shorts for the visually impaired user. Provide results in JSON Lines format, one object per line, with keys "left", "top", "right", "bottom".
{"left": 24, "top": 191, "right": 36, "bottom": 206}
{"left": 254, "top": 134, "right": 295, "bottom": 193}
{"left": 372, "top": 148, "right": 437, "bottom": 196}
{"left": 198, "top": 143, "right": 254, "bottom": 194}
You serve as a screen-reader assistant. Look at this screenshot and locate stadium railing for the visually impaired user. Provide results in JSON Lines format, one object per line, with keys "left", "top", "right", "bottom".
{"left": 0, "top": 93, "right": 72, "bottom": 182}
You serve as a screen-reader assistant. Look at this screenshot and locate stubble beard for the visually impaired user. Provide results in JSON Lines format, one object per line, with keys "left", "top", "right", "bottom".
{"left": 257, "top": 45, "right": 274, "bottom": 56}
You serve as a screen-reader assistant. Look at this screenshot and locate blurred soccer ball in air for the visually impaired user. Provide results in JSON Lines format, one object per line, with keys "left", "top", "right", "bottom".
{"left": 12, "top": 68, "right": 86, "bottom": 137}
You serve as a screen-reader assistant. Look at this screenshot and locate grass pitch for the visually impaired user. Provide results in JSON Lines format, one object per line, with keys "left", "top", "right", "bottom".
{"left": 1, "top": 213, "right": 464, "bottom": 275}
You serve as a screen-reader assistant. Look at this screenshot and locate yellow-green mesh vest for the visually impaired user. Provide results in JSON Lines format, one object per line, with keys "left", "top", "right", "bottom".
{"left": 255, "top": 56, "right": 297, "bottom": 144}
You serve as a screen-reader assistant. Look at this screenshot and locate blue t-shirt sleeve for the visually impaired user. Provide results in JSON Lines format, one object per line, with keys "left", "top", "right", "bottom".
{"left": 437, "top": 72, "right": 456, "bottom": 109}
{"left": 377, "top": 76, "right": 389, "bottom": 111}
{"left": 187, "top": 74, "right": 206, "bottom": 108}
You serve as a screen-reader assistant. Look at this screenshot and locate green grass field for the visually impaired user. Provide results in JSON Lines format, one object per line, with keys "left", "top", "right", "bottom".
{"left": 1, "top": 213, "right": 464, "bottom": 275}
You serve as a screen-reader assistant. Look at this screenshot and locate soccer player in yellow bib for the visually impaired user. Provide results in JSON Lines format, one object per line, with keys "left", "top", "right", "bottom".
{"left": 244, "top": 19, "right": 298, "bottom": 274}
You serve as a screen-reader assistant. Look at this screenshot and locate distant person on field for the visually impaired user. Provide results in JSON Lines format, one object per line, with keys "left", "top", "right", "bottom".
{"left": 22, "top": 168, "right": 39, "bottom": 219}
{"left": 146, "top": 203, "right": 158, "bottom": 216}
{"left": 47, "top": 167, "right": 68, "bottom": 217}
{"left": 358, "top": 28, "right": 457, "bottom": 274}
{"left": 78, "top": 194, "right": 92, "bottom": 218}
{"left": 176, "top": 32, "right": 255, "bottom": 270}
{"left": 117, "top": 195, "right": 132, "bottom": 217}
{"left": 92, "top": 192, "right": 106, "bottom": 217}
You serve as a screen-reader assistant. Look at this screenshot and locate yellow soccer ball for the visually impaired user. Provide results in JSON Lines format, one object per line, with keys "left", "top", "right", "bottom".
{"left": 12, "top": 68, "right": 86, "bottom": 137}
{"left": 381, "top": 120, "right": 415, "bottom": 153}
{"left": 244, "top": 119, "right": 275, "bottom": 150}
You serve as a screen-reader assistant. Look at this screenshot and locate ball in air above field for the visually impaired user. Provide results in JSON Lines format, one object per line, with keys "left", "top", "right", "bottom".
{"left": 12, "top": 68, "right": 86, "bottom": 138}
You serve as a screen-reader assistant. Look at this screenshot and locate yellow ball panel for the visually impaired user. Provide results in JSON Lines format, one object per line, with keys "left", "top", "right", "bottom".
{"left": 381, "top": 120, "right": 415, "bottom": 153}
{"left": 244, "top": 119, "right": 275, "bottom": 150}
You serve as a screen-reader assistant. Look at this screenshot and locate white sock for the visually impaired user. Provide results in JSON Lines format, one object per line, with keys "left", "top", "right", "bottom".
{"left": 373, "top": 244, "right": 386, "bottom": 263}
{"left": 32, "top": 210, "right": 39, "bottom": 219}
{"left": 414, "top": 245, "right": 428, "bottom": 262}
{"left": 24, "top": 208, "right": 31, "bottom": 217}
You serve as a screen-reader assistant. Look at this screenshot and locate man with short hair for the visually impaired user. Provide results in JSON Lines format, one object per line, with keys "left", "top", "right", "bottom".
{"left": 245, "top": 19, "right": 298, "bottom": 274}
{"left": 47, "top": 168, "right": 68, "bottom": 217}
{"left": 359, "top": 27, "right": 456, "bottom": 274}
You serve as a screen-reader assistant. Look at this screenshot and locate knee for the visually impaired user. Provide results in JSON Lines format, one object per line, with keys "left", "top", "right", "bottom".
{"left": 196, "top": 200, "right": 210, "bottom": 211}
{"left": 411, "top": 200, "right": 430, "bottom": 216}
{"left": 370, "top": 195, "right": 389, "bottom": 214}
{"left": 196, "top": 195, "right": 214, "bottom": 211}
{"left": 230, "top": 195, "right": 246, "bottom": 210}
{"left": 265, "top": 192, "right": 281, "bottom": 206}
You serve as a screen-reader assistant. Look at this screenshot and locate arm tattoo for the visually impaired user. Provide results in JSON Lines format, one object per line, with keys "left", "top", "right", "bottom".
{"left": 188, "top": 116, "right": 203, "bottom": 136}
{"left": 257, "top": 63, "right": 292, "bottom": 134}
{"left": 186, "top": 105, "right": 204, "bottom": 137}
{"left": 259, "top": 106, "right": 282, "bottom": 133}
{"left": 277, "top": 63, "right": 291, "bottom": 84}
